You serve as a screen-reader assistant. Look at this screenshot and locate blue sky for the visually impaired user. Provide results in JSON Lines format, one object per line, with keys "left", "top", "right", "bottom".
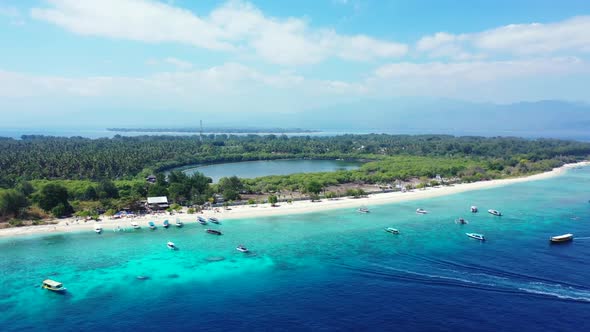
{"left": 0, "top": 0, "right": 589, "bottom": 127}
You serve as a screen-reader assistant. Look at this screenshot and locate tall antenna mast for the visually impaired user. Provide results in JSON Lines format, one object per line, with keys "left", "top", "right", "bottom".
{"left": 199, "top": 120, "right": 203, "bottom": 141}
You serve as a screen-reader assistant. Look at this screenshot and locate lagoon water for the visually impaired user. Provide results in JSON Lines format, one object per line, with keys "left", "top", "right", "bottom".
{"left": 2, "top": 167, "right": 590, "bottom": 331}
{"left": 181, "top": 159, "right": 361, "bottom": 182}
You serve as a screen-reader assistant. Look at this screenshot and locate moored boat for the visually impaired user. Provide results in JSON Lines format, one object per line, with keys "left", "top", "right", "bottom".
{"left": 385, "top": 227, "right": 400, "bottom": 234}
{"left": 175, "top": 219, "right": 183, "bottom": 227}
{"left": 550, "top": 233, "right": 573, "bottom": 243}
{"left": 466, "top": 233, "right": 485, "bottom": 241}
{"left": 488, "top": 209, "right": 502, "bottom": 216}
{"left": 206, "top": 229, "right": 222, "bottom": 235}
{"left": 357, "top": 206, "right": 370, "bottom": 214}
{"left": 148, "top": 221, "right": 156, "bottom": 230}
{"left": 163, "top": 220, "right": 170, "bottom": 228}
{"left": 197, "top": 216, "right": 208, "bottom": 225}
{"left": 131, "top": 222, "right": 140, "bottom": 229}
{"left": 94, "top": 225, "right": 102, "bottom": 234}
{"left": 208, "top": 217, "right": 220, "bottom": 224}
{"left": 455, "top": 218, "right": 468, "bottom": 224}
{"left": 167, "top": 241, "right": 177, "bottom": 250}
{"left": 416, "top": 208, "right": 428, "bottom": 214}
{"left": 41, "top": 279, "right": 67, "bottom": 292}
{"left": 471, "top": 206, "right": 478, "bottom": 213}
{"left": 236, "top": 245, "right": 249, "bottom": 253}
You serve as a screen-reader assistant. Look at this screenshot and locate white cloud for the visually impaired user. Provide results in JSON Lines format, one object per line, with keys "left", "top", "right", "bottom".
{"left": 416, "top": 16, "right": 590, "bottom": 59}
{"left": 0, "top": 63, "right": 363, "bottom": 101}
{"left": 375, "top": 57, "right": 586, "bottom": 81}
{"left": 475, "top": 16, "right": 590, "bottom": 54}
{"left": 370, "top": 57, "right": 589, "bottom": 101}
{"left": 31, "top": 0, "right": 232, "bottom": 50}
{"left": 164, "top": 57, "right": 194, "bottom": 70}
{"left": 31, "top": 0, "right": 407, "bottom": 65}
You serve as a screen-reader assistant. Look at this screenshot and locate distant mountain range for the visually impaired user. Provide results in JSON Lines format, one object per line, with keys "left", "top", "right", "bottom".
{"left": 277, "top": 99, "right": 590, "bottom": 139}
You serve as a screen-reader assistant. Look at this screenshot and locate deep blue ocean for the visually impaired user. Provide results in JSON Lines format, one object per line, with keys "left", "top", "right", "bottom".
{"left": 1, "top": 167, "right": 590, "bottom": 331}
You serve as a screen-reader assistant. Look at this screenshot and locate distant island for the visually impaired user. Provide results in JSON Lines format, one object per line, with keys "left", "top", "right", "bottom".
{"left": 107, "top": 127, "right": 319, "bottom": 134}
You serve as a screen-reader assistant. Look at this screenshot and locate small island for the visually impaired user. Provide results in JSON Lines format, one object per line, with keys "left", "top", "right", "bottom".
{"left": 106, "top": 127, "right": 319, "bottom": 134}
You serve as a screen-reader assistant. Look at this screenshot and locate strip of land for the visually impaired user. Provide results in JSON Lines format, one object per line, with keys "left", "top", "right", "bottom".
{"left": 1, "top": 161, "right": 587, "bottom": 239}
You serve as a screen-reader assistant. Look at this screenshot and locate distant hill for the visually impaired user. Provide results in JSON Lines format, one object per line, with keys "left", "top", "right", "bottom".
{"left": 282, "top": 99, "right": 590, "bottom": 139}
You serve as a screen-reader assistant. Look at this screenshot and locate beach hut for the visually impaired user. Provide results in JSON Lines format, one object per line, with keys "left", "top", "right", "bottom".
{"left": 147, "top": 196, "right": 169, "bottom": 210}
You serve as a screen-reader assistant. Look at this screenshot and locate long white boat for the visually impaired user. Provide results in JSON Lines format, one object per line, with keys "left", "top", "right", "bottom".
{"left": 466, "top": 233, "right": 485, "bottom": 241}
{"left": 416, "top": 208, "right": 428, "bottom": 214}
{"left": 357, "top": 206, "right": 370, "bottom": 214}
{"left": 131, "top": 222, "right": 140, "bottom": 229}
{"left": 236, "top": 245, "right": 249, "bottom": 253}
{"left": 550, "top": 233, "right": 573, "bottom": 243}
{"left": 167, "top": 241, "right": 177, "bottom": 250}
{"left": 385, "top": 227, "right": 400, "bottom": 234}
{"left": 488, "top": 209, "right": 502, "bottom": 216}
{"left": 94, "top": 225, "right": 102, "bottom": 234}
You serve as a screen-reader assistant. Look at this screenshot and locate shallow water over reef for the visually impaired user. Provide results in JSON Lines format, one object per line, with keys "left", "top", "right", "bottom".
{"left": 2, "top": 167, "right": 590, "bottom": 331}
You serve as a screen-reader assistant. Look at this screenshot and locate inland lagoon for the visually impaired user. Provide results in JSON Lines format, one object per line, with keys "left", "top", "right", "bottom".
{"left": 179, "top": 159, "right": 362, "bottom": 183}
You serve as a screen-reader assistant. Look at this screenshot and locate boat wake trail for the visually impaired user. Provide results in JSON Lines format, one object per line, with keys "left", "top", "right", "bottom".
{"left": 334, "top": 259, "right": 590, "bottom": 303}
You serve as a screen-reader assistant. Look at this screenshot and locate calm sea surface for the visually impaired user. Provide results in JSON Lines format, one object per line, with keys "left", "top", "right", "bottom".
{"left": 1, "top": 167, "right": 590, "bottom": 331}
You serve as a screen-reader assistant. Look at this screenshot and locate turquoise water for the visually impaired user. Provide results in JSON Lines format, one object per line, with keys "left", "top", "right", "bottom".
{"left": 1, "top": 167, "right": 590, "bottom": 331}
{"left": 180, "top": 159, "right": 361, "bottom": 182}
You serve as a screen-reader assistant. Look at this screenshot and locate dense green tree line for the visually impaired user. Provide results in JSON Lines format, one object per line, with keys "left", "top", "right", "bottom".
{"left": 1, "top": 134, "right": 589, "bottom": 223}
{"left": 2, "top": 134, "right": 589, "bottom": 187}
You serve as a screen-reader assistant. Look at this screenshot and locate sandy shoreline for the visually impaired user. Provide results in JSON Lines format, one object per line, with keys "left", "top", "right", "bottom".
{"left": 2, "top": 161, "right": 588, "bottom": 239}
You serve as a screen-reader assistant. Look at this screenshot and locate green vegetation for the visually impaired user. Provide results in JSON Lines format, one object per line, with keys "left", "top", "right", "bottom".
{"left": 0, "top": 134, "right": 589, "bottom": 225}
{"left": 268, "top": 195, "right": 278, "bottom": 207}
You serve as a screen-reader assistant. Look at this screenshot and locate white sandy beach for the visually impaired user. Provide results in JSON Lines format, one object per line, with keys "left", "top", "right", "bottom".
{"left": 1, "top": 161, "right": 588, "bottom": 239}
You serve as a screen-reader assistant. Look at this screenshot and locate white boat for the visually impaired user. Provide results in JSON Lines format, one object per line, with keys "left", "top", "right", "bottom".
{"left": 131, "top": 222, "right": 140, "bottom": 229}
{"left": 385, "top": 227, "right": 400, "bottom": 234}
{"left": 197, "top": 216, "right": 208, "bottom": 225}
{"left": 357, "top": 206, "right": 370, "bottom": 214}
{"left": 236, "top": 245, "right": 249, "bottom": 253}
{"left": 94, "top": 225, "right": 102, "bottom": 234}
{"left": 466, "top": 233, "right": 485, "bottom": 241}
{"left": 550, "top": 233, "right": 573, "bottom": 243}
{"left": 167, "top": 241, "right": 177, "bottom": 250}
{"left": 416, "top": 208, "right": 428, "bottom": 214}
{"left": 175, "top": 219, "right": 183, "bottom": 227}
{"left": 208, "top": 217, "right": 220, "bottom": 224}
{"left": 488, "top": 209, "right": 502, "bottom": 216}
{"left": 470, "top": 206, "right": 478, "bottom": 213}
{"left": 42, "top": 279, "right": 67, "bottom": 293}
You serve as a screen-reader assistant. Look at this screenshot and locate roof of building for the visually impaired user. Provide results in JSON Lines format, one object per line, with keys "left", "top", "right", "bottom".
{"left": 43, "top": 279, "right": 63, "bottom": 287}
{"left": 147, "top": 196, "right": 168, "bottom": 204}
